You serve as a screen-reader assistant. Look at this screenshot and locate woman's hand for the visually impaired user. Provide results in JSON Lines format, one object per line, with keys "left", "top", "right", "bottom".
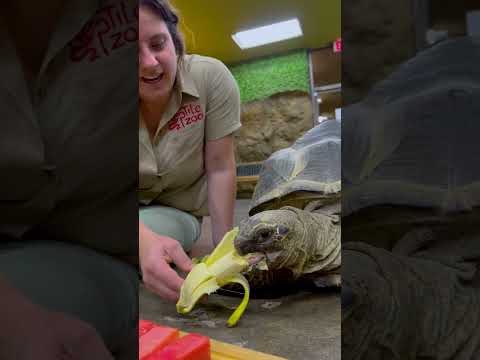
{"left": 0, "top": 278, "right": 113, "bottom": 360}
{"left": 139, "top": 222, "right": 193, "bottom": 302}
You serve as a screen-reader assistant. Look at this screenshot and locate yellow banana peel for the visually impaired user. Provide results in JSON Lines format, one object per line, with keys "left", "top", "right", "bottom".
{"left": 176, "top": 227, "right": 250, "bottom": 327}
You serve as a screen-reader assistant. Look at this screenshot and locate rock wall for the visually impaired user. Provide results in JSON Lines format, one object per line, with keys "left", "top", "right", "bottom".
{"left": 234, "top": 90, "right": 313, "bottom": 163}
{"left": 342, "top": 0, "right": 416, "bottom": 104}
{"left": 234, "top": 90, "right": 313, "bottom": 198}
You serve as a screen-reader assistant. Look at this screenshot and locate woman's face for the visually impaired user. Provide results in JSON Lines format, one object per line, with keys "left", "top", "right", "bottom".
{"left": 139, "top": 6, "right": 178, "bottom": 103}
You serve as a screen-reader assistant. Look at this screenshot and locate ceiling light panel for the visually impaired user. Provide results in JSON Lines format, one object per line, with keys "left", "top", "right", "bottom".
{"left": 232, "top": 18, "right": 303, "bottom": 49}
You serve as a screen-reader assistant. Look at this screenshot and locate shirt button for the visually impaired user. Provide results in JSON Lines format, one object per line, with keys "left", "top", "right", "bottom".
{"left": 43, "top": 164, "right": 56, "bottom": 177}
{"left": 34, "top": 77, "right": 47, "bottom": 102}
{"left": 36, "top": 85, "right": 46, "bottom": 99}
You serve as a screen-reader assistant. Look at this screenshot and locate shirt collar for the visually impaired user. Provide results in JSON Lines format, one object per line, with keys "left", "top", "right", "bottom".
{"left": 0, "top": 0, "right": 100, "bottom": 113}
{"left": 176, "top": 57, "right": 200, "bottom": 99}
{"left": 42, "top": 0, "right": 100, "bottom": 73}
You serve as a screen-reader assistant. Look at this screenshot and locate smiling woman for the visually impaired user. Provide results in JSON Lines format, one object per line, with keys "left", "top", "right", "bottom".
{"left": 137, "top": 0, "right": 242, "bottom": 305}
{"left": 138, "top": 2, "right": 180, "bottom": 112}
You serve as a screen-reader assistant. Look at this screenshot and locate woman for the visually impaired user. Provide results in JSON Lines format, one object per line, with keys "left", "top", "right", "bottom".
{"left": 0, "top": 1, "right": 138, "bottom": 359}
{"left": 138, "top": 0, "right": 241, "bottom": 302}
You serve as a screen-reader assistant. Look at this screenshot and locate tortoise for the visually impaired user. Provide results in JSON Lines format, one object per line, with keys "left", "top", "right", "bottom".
{"left": 341, "top": 36, "right": 480, "bottom": 359}
{"left": 233, "top": 119, "right": 342, "bottom": 291}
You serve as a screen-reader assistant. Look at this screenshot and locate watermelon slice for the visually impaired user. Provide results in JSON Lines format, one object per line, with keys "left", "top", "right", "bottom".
{"left": 139, "top": 326, "right": 179, "bottom": 359}
{"left": 139, "top": 320, "right": 155, "bottom": 337}
{"left": 146, "top": 333, "right": 210, "bottom": 360}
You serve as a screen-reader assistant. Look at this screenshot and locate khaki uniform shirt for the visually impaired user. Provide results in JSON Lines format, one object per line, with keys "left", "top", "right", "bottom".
{"left": 139, "top": 55, "right": 241, "bottom": 216}
{"left": 0, "top": 0, "right": 138, "bottom": 255}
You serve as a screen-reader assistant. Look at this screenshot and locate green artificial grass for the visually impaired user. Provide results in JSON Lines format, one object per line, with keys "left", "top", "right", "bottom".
{"left": 229, "top": 50, "right": 310, "bottom": 103}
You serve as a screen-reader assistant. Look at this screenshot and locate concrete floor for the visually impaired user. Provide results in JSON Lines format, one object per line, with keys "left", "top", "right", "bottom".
{"left": 139, "top": 200, "right": 341, "bottom": 360}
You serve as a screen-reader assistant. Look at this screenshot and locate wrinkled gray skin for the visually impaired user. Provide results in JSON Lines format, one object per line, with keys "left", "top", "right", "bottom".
{"left": 343, "top": 225, "right": 480, "bottom": 360}
{"left": 235, "top": 205, "right": 341, "bottom": 289}
{"left": 233, "top": 120, "right": 341, "bottom": 289}
{"left": 342, "top": 37, "right": 480, "bottom": 359}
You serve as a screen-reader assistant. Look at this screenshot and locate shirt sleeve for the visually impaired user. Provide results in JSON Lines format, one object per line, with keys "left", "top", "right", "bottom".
{"left": 204, "top": 58, "right": 242, "bottom": 141}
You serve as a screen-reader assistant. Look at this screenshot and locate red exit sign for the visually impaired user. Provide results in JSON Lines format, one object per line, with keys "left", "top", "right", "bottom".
{"left": 333, "top": 38, "right": 342, "bottom": 53}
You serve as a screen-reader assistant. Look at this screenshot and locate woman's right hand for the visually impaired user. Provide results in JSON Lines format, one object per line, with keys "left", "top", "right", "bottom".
{"left": 0, "top": 278, "right": 113, "bottom": 360}
{"left": 139, "top": 222, "right": 193, "bottom": 302}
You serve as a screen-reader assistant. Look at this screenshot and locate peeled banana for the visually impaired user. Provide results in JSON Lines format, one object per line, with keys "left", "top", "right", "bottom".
{"left": 176, "top": 227, "right": 250, "bottom": 327}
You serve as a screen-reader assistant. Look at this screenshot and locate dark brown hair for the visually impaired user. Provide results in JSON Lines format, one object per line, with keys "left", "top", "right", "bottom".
{"left": 140, "top": 0, "right": 185, "bottom": 62}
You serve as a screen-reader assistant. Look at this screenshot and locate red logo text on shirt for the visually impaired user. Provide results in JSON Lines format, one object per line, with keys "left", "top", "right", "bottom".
{"left": 168, "top": 103, "right": 205, "bottom": 132}
{"left": 69, "top": 1, "right": 138, "bottom": 63}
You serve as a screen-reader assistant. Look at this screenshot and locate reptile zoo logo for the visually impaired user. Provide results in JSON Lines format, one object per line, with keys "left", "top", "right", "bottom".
{"left": 168, "top": 103, "right": 205, "bottom": 132}
{"left": 69, "top": 1, "right": 138, "bottom": 63}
